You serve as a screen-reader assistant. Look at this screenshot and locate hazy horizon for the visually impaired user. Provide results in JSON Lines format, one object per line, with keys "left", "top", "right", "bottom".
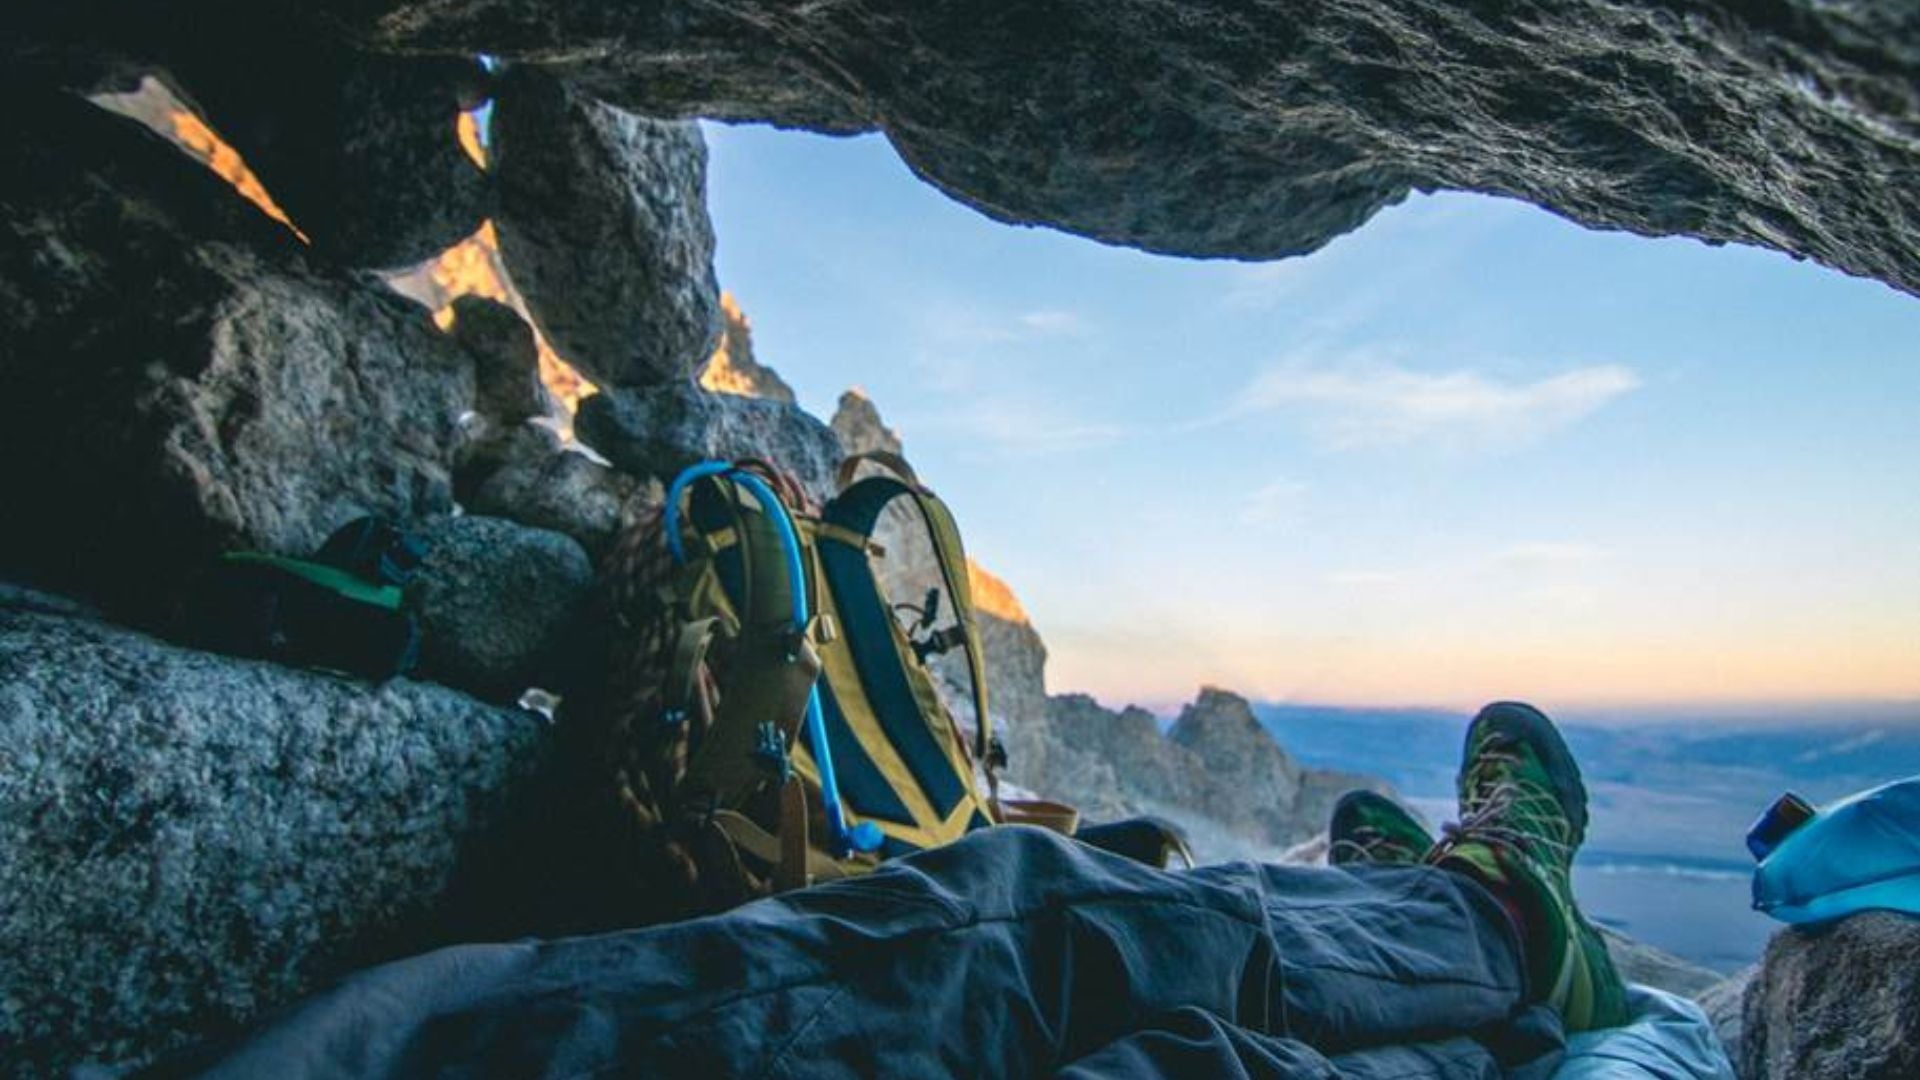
{"left": 704, "top": 122, "right": 1920, "bottom": 717}
{"left": 1114, "top": 691, "right": 1920, "bottom": 728}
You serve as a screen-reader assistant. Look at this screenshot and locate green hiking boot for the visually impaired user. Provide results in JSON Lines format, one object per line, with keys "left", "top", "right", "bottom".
{"left": 1428, "top": 702, "right": 1629, "bottom": 1032}
{"left": 1329, "top": 790, "right": 1433, "bottom": 866}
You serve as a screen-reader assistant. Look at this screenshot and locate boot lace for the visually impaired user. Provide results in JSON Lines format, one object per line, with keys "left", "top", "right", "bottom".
{"left": 1435, "top": 747, "right": 1575, "bottom": 865}
{"left": 1330, "top": 826, "right": 1411, "bottom": 864}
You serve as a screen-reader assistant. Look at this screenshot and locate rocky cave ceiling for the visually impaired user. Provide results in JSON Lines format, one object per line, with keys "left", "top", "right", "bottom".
{"left": 8, "top": 0, "right": 1919, "bottom": 295}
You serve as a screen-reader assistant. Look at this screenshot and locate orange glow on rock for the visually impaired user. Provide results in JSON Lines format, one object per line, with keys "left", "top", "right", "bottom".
{"left": 166, "top": 109, "right": 308, "bottom": 243}
{"left": 968, "top": 559, "right": 1030, "bottom": 625}
{"left": 699, "top": 292, "right": 756, "bottom": 396}
{"left": 427, "top": 221, "right": 597, "bottom": 416}
{"left": 456, "top": 111, "right": 487, "bottom": 170}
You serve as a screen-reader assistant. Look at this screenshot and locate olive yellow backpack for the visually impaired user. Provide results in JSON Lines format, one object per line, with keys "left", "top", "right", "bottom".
{"left": 597, "top": 453, "right": 1075, "bottom": 918}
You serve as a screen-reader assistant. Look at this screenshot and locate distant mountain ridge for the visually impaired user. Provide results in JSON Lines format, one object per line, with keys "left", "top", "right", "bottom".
{"left": 1013, "top": 689, "right": 1392, "bottom": 864}
{"left": 1257, "top": 702, "right": 1920, "bottom": 806}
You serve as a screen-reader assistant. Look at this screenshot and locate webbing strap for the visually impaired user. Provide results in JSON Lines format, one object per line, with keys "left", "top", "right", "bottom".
{"left": 665, "top": 460, "right": 881, "bottom": 857}
{"left": 662, "top": 617, "right": 720, "bottom": 722}
{"left": 679, "top": 627, "right": 819, "bottom": 808}
{"left": 775, "top": 776, "right": 811, "bottom": 892}
{"left": 710, "top": 809, "right": 856, "bottom": 882}
{"left": 816, "top": 536, "right": 972, "bottom": 820}
{"left": 836, "top": 449, "right": 919, "bottom": 489}
{"left": 824, "top": 475, "right": 994, "bottom": 775}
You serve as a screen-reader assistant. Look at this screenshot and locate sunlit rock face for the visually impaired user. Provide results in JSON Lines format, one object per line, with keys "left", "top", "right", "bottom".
{"left": 331, "top": 0, "right": 1920, "bottom": 295}
{"left": 14, "top": 5, "right": 489, "bottom": 269}
{"left": 701, "top": 293, "right": 797, "bottom": 404}
{"left": 153, "top": 33, "right": 489, "bottom": 271}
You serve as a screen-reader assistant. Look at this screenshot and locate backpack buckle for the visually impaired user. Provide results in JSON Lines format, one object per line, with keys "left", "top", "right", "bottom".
{"left": 910, "top": 624, "right": 968, "bottom": 664}
{"left": 753, "top": 720, "right": 791, "bottom": 781}
{"left": 987, "top": 736, "right": 1009, "bottom": 771}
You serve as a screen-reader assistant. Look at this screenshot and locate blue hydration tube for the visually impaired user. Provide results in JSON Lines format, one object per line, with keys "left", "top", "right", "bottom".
{"left": 665, "top": 462, "right": 883, "bottom": 857}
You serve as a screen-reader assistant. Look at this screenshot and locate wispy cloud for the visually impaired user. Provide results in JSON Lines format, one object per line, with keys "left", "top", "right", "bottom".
{"left": 905, "top": 398, "right": 1129, "bottom": 458}
{"left": 1232, "top": 359, "right": 1641, "bottom": 450}
{"left": 1492, "top": 541, "right": 1613, "bottom": 613}
{"left": 1241, "top": 478, "right": 1309, "bottom": 525}
{"left": 1221, "top": 260, "right": 1316, "bottom": 310}
{"left": 1325, "top": 570, "right": 1403, "bottom": 587}
{"left": 1497, "top": 542, "right": 1610, "bottom": 568}
{"left": 918, "top": 304, "right": 1090, "bottom": 347}
{"left": 1016, "top": 309, "right": 1087, "bottom": 335}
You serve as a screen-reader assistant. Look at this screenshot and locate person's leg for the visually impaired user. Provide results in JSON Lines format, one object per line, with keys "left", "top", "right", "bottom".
{"left": 1223, "top": 856, "right": 1545, "bottom": 1057}
{"left": 1429, "top": 701, "right": 1629, "bottom": 1032}
{"left": 1329, "top": 702, "right": 1630, "bottom": 1033}
{"left": 178, "top": 822, "right": 1553, "bottom": 1078}
{"left": 174, "top": 707, "right": 1610, "bottom": 1077}
{"left": 1329, "top": 789, "right": 1433, "bottom": 866}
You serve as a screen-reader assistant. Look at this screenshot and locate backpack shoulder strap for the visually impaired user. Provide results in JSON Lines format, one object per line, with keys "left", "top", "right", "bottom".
{"left": 835, "top": 449, "right": 919, "bottom": 490}
{"left": 825, "top": 454, "right": 1000, "bottom": 801}
{"left": 665, "top": 460, "right": 881, "bottom": 858}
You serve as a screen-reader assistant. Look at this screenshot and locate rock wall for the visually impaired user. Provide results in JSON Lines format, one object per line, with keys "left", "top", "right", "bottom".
{"left": 966, "top": 563, "right": 1051, "bottom": 749}
{"left": 576, "top": 381, "right": 844, "bottom": 504}
{"left": 0, "top": 601, "right": 554, "bottom": 1075}
{"left": 491, "top": 67, "right": 721, "bottom": 387}
{"left": 1738, "top": 912, "right": 1920, "bottom": 1080}
{"left": 0, "top": 55, "right": 750, "bottom": 1075}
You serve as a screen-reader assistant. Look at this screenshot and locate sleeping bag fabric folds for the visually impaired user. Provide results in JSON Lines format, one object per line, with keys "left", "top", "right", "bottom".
{"left": 178, "top": 827, "right": 1572, "bottom": 1078}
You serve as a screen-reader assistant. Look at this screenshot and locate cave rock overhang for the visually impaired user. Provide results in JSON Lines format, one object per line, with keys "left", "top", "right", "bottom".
{"left": 313, "top": 0, "right": 1920, "bottom": 296}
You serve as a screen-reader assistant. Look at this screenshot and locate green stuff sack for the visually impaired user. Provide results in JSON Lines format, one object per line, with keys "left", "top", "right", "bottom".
{"left": 198, "top": 516, "right": 423, "bottom": 681}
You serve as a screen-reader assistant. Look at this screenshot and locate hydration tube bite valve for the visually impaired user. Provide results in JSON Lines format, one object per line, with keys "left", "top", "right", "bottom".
{"left": 666, "top": 461, "right": 884, "bottom": 858}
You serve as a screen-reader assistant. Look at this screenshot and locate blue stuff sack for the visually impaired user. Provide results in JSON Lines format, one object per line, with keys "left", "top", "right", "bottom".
{"left": 1752, "top": 774, "right": 1920, "bottom": 925}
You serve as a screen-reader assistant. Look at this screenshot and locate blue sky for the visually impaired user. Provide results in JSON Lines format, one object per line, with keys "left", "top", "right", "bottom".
{"left": 702, "top": 122, "right": 1920, "bottom": 714}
